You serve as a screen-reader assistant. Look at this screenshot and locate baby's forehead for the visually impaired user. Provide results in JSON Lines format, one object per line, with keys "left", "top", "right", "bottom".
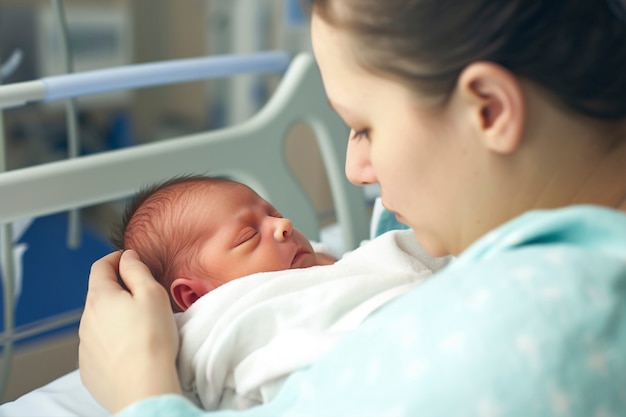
{"left": 145, "top": 179, "right": 274, "bottom": 225}
{"left": 173, "top": 180, "right": 268, "bottom": 208}
{"left": 163, "top": 178, "right": 245, "bottom": 196}
{"left": 215, "top": 181, "right": 271, "bottom": 207}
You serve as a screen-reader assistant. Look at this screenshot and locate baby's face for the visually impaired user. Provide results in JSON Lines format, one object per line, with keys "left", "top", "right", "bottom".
{"left": 191, "top": 183, "right": 318, "bottom": 289}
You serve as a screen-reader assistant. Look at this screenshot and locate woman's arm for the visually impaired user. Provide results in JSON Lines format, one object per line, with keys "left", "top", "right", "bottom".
{"left": 78, "top": 250, "right": 183, "bottom": 413}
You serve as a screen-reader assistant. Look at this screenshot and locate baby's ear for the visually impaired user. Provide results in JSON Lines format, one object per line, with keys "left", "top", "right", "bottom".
{"left": 171, "top": 277, "right": 212, "bottom": 311}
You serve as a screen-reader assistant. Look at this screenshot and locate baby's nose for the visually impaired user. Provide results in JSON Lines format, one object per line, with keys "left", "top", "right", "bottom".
{"left": 273, "top": 217, "right": 293, "bottom": 241}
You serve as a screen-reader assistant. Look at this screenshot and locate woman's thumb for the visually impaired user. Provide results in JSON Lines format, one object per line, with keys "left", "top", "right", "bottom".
{"left": 118, "top": 250, "right": 154, "bottom": 292}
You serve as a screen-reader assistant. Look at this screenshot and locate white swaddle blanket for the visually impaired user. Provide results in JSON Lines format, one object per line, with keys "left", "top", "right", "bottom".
{"left": 175, "top": 230, "right": 451, "bottom": 410}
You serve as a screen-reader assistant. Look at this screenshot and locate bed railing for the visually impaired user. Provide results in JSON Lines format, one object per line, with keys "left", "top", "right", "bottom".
{"left": 0, "top": 52, "right": 369, "bottom": 246}
{"left": 0, "top": 51, "right": 292, "bottom": 109}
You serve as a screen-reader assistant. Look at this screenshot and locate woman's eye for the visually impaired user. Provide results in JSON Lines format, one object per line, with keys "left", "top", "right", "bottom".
{"left": 350, "top": 128, "right": 370, "bottom": 141}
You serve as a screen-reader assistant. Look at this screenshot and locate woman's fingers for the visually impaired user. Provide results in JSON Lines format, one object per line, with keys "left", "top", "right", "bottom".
{"left": 87, "top": 250, "right": 123, "bottom": 292}
{"left": 118, "top": 250, "right": 173, "bottom": 311}
{"left": 118, "top": 250, "right": 162, "bottom": 295}
{"left": 87, "top": 249, "right": 157, "bottom": 293}
{"left": 79, "top": 250, "right": 181, "bottom": 412}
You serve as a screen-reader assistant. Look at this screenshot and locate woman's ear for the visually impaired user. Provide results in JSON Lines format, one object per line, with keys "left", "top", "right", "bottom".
{"left": 457, "top": 62, "right": 525, "bottom": 154}
{"left": 170, "top": 277, "right": 214, "bottom": 312}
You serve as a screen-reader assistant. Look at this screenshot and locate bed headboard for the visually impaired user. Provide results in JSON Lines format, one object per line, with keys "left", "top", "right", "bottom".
{"left": 0, "top": 53, "right": 370, "bottom": 251}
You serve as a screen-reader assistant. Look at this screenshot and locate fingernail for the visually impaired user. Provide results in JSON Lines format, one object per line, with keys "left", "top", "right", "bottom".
{"left": 123, "top": 249, "right": 140, "bottom": 261}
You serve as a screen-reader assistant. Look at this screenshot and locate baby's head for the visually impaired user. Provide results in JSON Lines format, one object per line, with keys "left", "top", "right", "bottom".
{"left": 110, "top": 175, "right": 318, "bottom": 312}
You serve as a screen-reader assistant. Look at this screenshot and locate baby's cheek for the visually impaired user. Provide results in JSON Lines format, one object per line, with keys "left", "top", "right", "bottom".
{"left": 315, "top": 252, "right": 337, "bottom": 266}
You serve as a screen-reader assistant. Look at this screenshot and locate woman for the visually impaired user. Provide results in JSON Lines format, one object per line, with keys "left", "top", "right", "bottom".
{"left": 79, "top": 0, "right": 626, "bottom": 415}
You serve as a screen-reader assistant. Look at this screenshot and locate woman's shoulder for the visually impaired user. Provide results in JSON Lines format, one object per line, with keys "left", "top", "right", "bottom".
{"left": 457, "top": 205, "right": 626, "bottom": 265}
{"left": 301, "top": 206, "right": 626, "bottom": 415}
{"left": 436, "top": 205, "right": 626, "bottom": 306}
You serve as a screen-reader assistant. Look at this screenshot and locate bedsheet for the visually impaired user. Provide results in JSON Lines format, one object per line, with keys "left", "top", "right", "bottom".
{"left": 0, "top": 369, "right": 106, "bottom": 417}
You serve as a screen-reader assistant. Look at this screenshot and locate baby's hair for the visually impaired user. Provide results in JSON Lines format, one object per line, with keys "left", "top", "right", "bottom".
{"left": 109, "top": 174, "right": 240, "bottom": 311}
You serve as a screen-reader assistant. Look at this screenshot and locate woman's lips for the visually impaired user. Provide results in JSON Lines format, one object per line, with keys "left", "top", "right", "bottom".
{"left": 382, "top": 200, "right": 401, "bottom": 220}
{"left": 386, "top": 208, "right": 403, "bottom": 222}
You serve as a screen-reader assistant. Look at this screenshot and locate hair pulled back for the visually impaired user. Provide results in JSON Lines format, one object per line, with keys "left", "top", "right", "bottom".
{"left": 310, "top": 0, "right": 626, "bottom": 120}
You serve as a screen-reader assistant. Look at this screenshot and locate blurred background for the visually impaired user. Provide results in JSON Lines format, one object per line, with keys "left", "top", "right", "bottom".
{"left": 1, "top": 0, "right": 314, "bottom": 169}
{"left": 0, "top": 0, "right": 374, "bottom": 402}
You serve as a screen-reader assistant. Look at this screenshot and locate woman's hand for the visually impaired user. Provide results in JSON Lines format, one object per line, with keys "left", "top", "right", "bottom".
{"left": 78, "top": 250, "right": 182, "bottom": 413}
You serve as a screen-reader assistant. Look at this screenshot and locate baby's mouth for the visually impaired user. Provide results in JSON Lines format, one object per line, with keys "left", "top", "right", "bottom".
{"left": 291, "top": 248, "right": 308, "bottom": 268}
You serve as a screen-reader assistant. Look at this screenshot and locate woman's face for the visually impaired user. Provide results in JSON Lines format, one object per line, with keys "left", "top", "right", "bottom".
{"left": 311, "top": 13, "right": 483, "bottom": 256}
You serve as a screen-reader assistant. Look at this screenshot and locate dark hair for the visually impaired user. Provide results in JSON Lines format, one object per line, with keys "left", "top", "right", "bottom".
{"left": 110, "top": 175, "right": 239, "bottom": 311}
{"left": 310, "top": 0, "right": 626, "bottom": 120}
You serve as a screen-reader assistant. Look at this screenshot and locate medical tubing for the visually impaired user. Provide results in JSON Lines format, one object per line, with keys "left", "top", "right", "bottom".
{"left": 0, "top": 50, "right": 23, "bottom": 80}
{"left": 41, "top": 51, "right": 291, "bottom": 102}
{"left": 52, "top": 0, "right": 82, "bottom": 249}
{"left": 0, "top": 224, "right": 15, "bottom": 402}
{"left": 0, "top": 85, "right": 15, "bottom": 402}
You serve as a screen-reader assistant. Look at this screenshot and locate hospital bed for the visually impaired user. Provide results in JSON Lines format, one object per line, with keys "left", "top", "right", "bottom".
{"left": 0, "top": 51, "right": 381, "bottom": 416}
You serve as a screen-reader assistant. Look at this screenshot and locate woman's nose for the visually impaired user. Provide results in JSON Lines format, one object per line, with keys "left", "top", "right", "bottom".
{"left": 273, "top": 217, "right": 293, "bottom": 241}
{"left": 345, "top": 132, "right": 377, "bottom": 186}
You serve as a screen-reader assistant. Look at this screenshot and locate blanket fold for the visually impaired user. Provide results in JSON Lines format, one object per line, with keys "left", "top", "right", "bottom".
{"left": 176, "top": 230, "right": 450, "bottom": 410}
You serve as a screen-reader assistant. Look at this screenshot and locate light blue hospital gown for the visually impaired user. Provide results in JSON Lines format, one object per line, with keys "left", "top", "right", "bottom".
{"left": 118, "top": 205, "right": 626, "bottom": 417}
